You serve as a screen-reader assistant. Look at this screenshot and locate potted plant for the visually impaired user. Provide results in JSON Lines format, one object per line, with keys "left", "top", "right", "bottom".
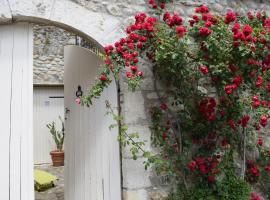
{"left": 46, "top": 116, "right": 65, "bottom": 167}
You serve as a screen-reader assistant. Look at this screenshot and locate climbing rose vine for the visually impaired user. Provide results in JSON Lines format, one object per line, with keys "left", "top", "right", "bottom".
{"left": 82, "top": 1, "right": 270, "bottom": 199}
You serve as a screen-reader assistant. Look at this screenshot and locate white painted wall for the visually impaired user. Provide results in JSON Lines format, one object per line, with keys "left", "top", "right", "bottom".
{"left": 0, "top": 23, "right": 34, "bottom": 200}
{"left": 33, "top": 86, "right": 64, "bottom": 164}
{"left": 64, "top": 46, "right": 121, "bottom": 200}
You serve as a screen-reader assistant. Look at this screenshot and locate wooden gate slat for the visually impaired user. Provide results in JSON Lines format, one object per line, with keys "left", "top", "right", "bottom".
{"left": 0, "top": 23, "right": 33, "bottom": 200}
{"left": 64, "top": 46, "right": 121, "bottom": 200}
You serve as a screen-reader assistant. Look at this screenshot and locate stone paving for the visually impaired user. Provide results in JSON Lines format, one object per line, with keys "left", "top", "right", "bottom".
{"left": 35, "top": 165, "right": 64, "bottom": 200}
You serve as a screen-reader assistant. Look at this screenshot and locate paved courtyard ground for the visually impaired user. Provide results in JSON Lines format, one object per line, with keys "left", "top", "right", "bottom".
{"left": 35, "top": 164, "right": 64, "bottom": 200}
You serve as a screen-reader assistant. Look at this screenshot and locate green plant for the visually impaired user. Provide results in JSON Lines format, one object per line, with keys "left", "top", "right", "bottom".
{"left": 46, "top": 116, "right": 65, "bottom": 151}
{"left": 79, "top": 1, "right": 270, "bottom": 199}
{"left": 217, "top": 176, "right": 251, "bottom": 200}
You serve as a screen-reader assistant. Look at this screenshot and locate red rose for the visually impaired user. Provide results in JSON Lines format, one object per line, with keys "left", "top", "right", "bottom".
{"left": 152, "top": 3, "right": 157, "bottom": 9}
{"left": 251, "top": 192, "right": 263, "bottom": 200}
{"left": 160, "top": 103, "right": 168, "bottom": 110}
{"left": 200, "top": 65, "right": 209, "bottom": 74}
{"left": 264, "top": 18, "right": 270, "bottom": 28}
{"left": 128, "top": 43, "right": 135, "bottom": 50}
{"left": 199, "top": 27, "right": 212, "bottom": 36}
{"left": 133, "top": 58, "right": 139, "bottom": 63}
{"left": 205, "top": 21, "right": 213, "bottom": 27}
{"left": 252, "top": 96, "right": 259, "bottom": 101}
{"left": 221, "top": 138, "right": 229, "bottom": 148}
{"left": 160, "top": 3, "right": 165, "bottom": 9}
{"left": 100, "top": 74, "right": 107, "bottom": 81}
{"left": 139, "top": 36, "right": 147, "bottom": 42}
{"left": 195, "top": 5, "right": 209, "bottom": 13}
{"left": 247, "top": 11, "right": 254, "bottom": 20}
{"left": 133, "top": 51, "right": 139, "bottom": 57}
{"left": 243, "top": 24, "right": 253, "bottom": 36}
{"left": 162, "top": 132, "right": 168, "bottom": 140}
{"left": 233, "top": 75, "right": 243, "bottom": 86}
{"left": 169, "top": 14, "right": 183, "bottom": 27}
{"left": 253, "top": 100, "right": 261, "bottom": 109}
{"left": 192, "top": 15, "right": 200, "bottom": 22}
{"left": 137, "top": 71, "right": 143, "bottom": 77}
{"left": 176, "top": 26, "right": 187, "bottom": 37}
{"left": 266, "top": 83, "right": 270, "bottom": 92}
{"left": 199, "top": 164, "right": 208, "bottom": 174}
{"left": 207, "top": 175, "right": 215, "bottom": 183}
{"left": 260, "top": 115, "right": 268, "bottom": 127}
{"left": 258, "top": 137, "right": 264, "bottom": 146}
{"left": 256, "top": 76, "right": 264, "bottom": 88}
{"left": 131, "top": 66, "right": 138, "bottom": 72}
{"left": 105, "top": 57, "right": 111, "bottom": 66}
{"left": 163, "top": 12, "right": 171, "bottom": 22}
{"left": 265, "top": 166, "right": 270, "bottom": 171}
{"left": 232, "top": 23, "right": 241, "bottom": 33}
{"left": 137, "top": 42, "right": 144, "bottom": 49}
{"left": 241, "top": 115, "right": 250, "bottom": 127}
{"left": 225, "top": 11, "right": 237, "bottom": 24}
{"left": 219, "top": 110, "right": 226, "bottom": 117}
{"left": 195, "top": 157, "right": 205, "bottom": 165}
{"left": 249, "top": 165, "right": 260, "bottom": 176}
{"left": 187, "top": 161, "right": 196, "bottom": 172}
{"left": 126, "top": 71, "right": 132, "bottom": 78}
{"left": 224, "top": 84, "right": 237, "bottom": 95}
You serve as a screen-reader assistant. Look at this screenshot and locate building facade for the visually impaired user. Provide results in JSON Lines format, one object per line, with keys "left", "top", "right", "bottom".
{"left": 1, "top": 0, "right": 270, "bottom": 199}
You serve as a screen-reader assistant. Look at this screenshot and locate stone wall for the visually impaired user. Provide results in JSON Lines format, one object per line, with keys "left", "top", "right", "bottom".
{"left": 31, "top": 0, "right": 270, "bottom": 199}
{"left": 33, "top": 25, "right": 76, "bottom": 85}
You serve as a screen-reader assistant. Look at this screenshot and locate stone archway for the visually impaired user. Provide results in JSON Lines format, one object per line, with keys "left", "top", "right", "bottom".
{"left": 0, "top": 1, "right": 125, "bottom": 200}
{"left": 0, "top": 0, "right": 125, "bottom": 48}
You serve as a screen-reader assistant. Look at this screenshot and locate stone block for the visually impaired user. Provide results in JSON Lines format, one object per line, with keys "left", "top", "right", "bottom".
{"left": 122, "top": 158, "right": 152, "bottom": 189}
{"left": 123, "top": 189, "right": 149, "bottom": 200}
{"left": 9, "top": 0, "right": 54, "bottom": 20}
{"left": 122, "top": 91, "right": 147, "bottom": 124}
{"left": 0, "top": 0, "right": 12, "bottom": 23}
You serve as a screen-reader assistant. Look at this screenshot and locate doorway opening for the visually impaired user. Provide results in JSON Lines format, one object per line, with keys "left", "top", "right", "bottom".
{"left": 0, "top": 22, "right": 121, "bottom": 200}
{"left": 33, "top": 24, "right": 84, "bottom": 200}
{"left": 32, "top": 24, "right": 120, "bottom": 200}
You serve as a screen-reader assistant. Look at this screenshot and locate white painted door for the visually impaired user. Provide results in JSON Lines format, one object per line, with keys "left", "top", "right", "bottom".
{"left": 64, "top": 46, "right": 121, "bottom": 200}
{"left": 33, "top": 86, "right": 64, "bottom": 164}
{"left": 0, "top": 23, "right": 34, "bottom": 200}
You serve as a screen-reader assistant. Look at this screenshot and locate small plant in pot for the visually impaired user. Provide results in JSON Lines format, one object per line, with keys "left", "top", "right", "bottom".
{"left": 46, "top": 116, "right": 65, "bottom": 167}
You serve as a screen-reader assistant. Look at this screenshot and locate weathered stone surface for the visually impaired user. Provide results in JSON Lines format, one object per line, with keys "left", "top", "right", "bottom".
{"left": 122, "top": 91, "right": 147, "bottom": 124}
{"left": 123, "top": 189, "right": 149, "bottom": 200}
{"left": 0, "top": 0, "right": 12, "bottom": 23}
{"left": 33, "top": 25, "right": 75, "bottom": 84}
{"left": 122, "top": 158, "right": 152, "bottom": 189}
{"left": 8, "top": 0, "right": 54, "bottom": 20}
{"left": 1, "top": 0, "right": 270, "bottom": 199}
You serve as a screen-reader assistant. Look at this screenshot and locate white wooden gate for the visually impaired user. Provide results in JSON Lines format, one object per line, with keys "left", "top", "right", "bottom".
{"left": 33, "top": 86, "right": 64, "bottom": 164}
{"left": 64, "top": 46, "right": 121, "bottom": 200}
{"left": 0, "top": 23, "right": 34, "bottom": 200}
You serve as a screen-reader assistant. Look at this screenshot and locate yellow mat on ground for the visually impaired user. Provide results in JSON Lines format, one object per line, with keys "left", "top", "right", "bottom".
{"left": 34, "top": 169, "right": 57, "bottom": 192}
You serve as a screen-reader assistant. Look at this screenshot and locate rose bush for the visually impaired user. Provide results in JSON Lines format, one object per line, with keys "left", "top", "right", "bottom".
{"left": 81, "top": 1, "right": 270, "bottom": 199}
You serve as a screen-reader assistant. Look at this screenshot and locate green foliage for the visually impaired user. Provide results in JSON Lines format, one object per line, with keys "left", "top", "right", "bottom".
{"left": 217, "top": 176, "right": 251, "bottom": 200}
{"left": 166, "top": 186, "right": 216, "bottom": 200}
{"left": 46, "top": 116, "right": 65, "bottom": 151}
{"left": 166, "top": 176, "right": 251, "bottom": 200}
{"left": 81, "top": 3, "right": 270, "bottom": 199}
{"left": 105, "top": 101, "right": 157, "bottom": 167}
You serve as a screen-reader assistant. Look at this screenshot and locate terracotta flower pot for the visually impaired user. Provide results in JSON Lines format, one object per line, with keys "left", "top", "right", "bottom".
{"left": 50, "top": 151, "right": 64, "bottom": 167}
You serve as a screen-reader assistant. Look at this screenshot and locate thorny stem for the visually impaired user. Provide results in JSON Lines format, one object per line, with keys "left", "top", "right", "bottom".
{"left": 153, "top": 74, "right": 189, "bottom": 189}
{"left": 153, "top": 74, "right": 182, "bottom": 153}
{"left": 241, "top": 127, "right": 246, "bottom": 180}
{"left": 105, "top": 100, "right": 147, "bottom": 154}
